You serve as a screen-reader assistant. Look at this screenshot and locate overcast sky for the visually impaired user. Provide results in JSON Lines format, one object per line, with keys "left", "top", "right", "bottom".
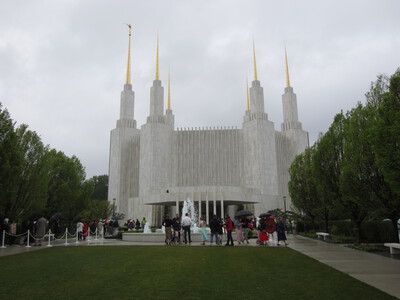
{"left": 1, "top": 0, "right": 399, "bottom": 178}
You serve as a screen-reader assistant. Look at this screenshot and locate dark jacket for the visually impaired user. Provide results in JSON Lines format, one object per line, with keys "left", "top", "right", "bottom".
{"left": 210, "top": 217, "right": 219, "bottom": 233}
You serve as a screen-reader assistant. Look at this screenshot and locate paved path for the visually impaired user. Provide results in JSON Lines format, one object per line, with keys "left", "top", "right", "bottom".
{"left": 288, "top": 235, "right": 400, "bottom": 299}
{"left": 1, "top": 234, "right": 399, "bottom": 298}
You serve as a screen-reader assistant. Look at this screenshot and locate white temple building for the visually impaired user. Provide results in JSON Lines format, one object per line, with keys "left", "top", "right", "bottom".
{"left": 108, "top": 27, "right": 309, "bottom": 226}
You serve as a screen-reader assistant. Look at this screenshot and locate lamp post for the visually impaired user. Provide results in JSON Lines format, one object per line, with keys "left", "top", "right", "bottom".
{"left": 283, "top": 196, "right": 287, "bottom": 215}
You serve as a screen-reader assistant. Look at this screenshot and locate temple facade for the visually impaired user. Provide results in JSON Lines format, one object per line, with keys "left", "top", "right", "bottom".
{"left": 108, "top": 28, "right": 309, "bottom": 226}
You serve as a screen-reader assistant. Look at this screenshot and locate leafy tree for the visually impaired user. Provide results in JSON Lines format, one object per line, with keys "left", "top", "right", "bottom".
{"left": 289, "top": 147, "right": 319, "bottom": 228}
{"left": 89, "top": 175, "right": 108, "bottom": 201}
{"left": 339, "top": 105, "right": 373, "bottom": 242}
{"left": 46, "top": 150, "right": 92, "bottom": 227}
{"left": 370, "top": 69, "right": 400, "bottom": 242}
{"left": 12, "top": 125, "right": 52, "bottom": 221}
{"left": 0, "top": 104, "right": 23, "bottom": 219}
{"left": 312, "top": 113, "right": 347, "bottom": 233}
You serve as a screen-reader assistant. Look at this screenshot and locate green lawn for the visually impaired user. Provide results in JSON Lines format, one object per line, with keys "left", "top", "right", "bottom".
{"left": 0, "top": 246, "right": 395, "bottom": 300}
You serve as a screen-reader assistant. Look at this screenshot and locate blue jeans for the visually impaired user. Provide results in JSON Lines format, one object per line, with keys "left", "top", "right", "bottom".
{"left": 210, "top": 232, "right": 219, "bottom": 244}
{"left": 183, "top": 226, "right": 191, "bottom": 243}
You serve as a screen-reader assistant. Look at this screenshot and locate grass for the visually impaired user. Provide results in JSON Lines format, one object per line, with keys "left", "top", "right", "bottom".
{"left": 0, "top": 246, "right": 396, "bottom": 300}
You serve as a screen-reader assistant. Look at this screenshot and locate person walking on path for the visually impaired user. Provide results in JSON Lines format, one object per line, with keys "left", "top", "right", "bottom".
{"left": 199, "top": 217, "right": 208, "bottom": 245}
{"left": 35, "top": 216, "right": 47, "bottom": 246}
{"left": 276, "top": 218, "right": 289, "bottom": 246}
{"left": 224, "top": 215, "right": 235, "bottom": 246}
{"left": 209, "top": 215, "right": 219, "bottom": 246}
{"left": 181, "top": 213, "right": 192, "bottom": 244}
{"left": 234, "top": 217, "right": 243, "bottom": 245}
{"left": 162, "top": 215, "right": 173, "bottom": 245}
{"left": 241, "top": 218, "right": 250, "bottom": 244}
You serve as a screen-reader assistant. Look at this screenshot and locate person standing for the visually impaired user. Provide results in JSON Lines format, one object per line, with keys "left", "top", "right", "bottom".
{"left": 135, "top": 219, "right": 141, "bottom": 231}
{"left": 241, "top": 218, "right": 250, "bottom": 244}
{"left": 172, "top": 214, "right": 181, "bottom": 244}
{"left": 162, "top": 215, "right": 173, "bottom": 245}
{"left": 35, "top": 216, "right": 47, "bottom": 246}
{"left": 234, "top": 217, "right": 243, "bottom": 245}
{"left": 97, "top": 220, "right": 104, "bottom": 237}
{"left": 77, "top": 221, "right": 84, "bottom": 240}
{"left": 276, "top": 218, "right": 289, "bottom": 246}
{"left": 181, "top": 213, "right": 192, "bottom": 244}
{"left": 224, "top": 215, "right": 234, "bottom": 246}
{"left": 141, "top": 217, "right": 147, "bottom": 231}
{"left": 83, "top": 221, "right": 89, "bottom": 240}
{"left": 9, "top": 220, "right": 17, "bottom": 245}
{"left": 199, "top": 217, "right": 208, "bottom": 245}
{"left": 209, "top": 215, "right": 219, "bottom": 246}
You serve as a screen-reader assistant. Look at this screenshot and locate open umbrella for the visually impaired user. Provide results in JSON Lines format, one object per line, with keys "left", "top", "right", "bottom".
{"left": 235, "top": 210, "right": 253, "bottom": 217}
{"left": 259, "top": 213, "right": 271, "bottom": 218}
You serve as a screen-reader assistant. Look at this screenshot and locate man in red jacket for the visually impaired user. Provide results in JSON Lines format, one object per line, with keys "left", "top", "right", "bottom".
{"left": 224, "top": 215, "right": 235, "bottom": 246}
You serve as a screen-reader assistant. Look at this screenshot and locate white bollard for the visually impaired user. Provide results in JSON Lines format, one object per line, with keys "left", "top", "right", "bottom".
{"left": 64, "top": 228, "right": 69, "bottom": 246}
{"left": 25, "top": 229, "right": 31, "bottom": 248}
{"left": 46, "top": 229, "right": 52, "bottom": 247}
{"left": 1, "top": 230, "right": 6, "bottom": 248}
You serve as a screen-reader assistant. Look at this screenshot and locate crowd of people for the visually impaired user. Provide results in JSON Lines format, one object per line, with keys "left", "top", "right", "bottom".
{"left": 160, "top": 213, "right": 290, "bottom": 246}
{"left": 2, "top": 213, "right": 290, "bottom": 247}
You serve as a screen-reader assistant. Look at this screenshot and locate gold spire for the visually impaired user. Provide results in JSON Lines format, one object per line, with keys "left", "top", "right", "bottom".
{"left": 285, "top": 45, "right": 291, "bottom": 88}
{"left": 253, "top": 40, "right": 258, "bottom": 81}
{"left": 167, "top": 70, "right": 171, "bottom": 110}
{"left": 126, "top": 24, "right": 132, "bottom": 84}
{"left": 155, "top": 34, "right": 160, "bottom": 80}
{"left": 246, "top": 76, "right": 250, "bottom": 110}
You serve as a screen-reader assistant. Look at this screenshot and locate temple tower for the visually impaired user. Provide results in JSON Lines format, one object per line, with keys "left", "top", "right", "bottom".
{"left": 108, "top": 25, "right": 141, "bottom": 215}
{"left": 243, "top": 42, "right": 279, "bottom": 214}
{"left": 139, "top": 36, "right": 175, "bottom": 224}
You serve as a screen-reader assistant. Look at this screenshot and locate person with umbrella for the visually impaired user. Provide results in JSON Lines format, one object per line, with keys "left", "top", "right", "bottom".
{"left": 234, "top": 216, "right": 243, "bottom": 245}
{"left": 235, "top": 210, "right": 253, "bottom": 245}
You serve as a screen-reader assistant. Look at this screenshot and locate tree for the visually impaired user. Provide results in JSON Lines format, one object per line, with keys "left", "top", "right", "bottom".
{"left": 12, "top": 125, "right": 52, "bottom": 221}
{"left": 46, "top": 150, "right": 92, "bottom": 227}
{"left": 370, "top": 69, "right": 400, "bottom": 242}
{"left": 289, "top": 147, "right": 320, "bottom": 228}
{"left": 339, "top": 105, "right": 373, "bottom": 242}
{"left": 312, "top": 113, "right": 347, "bottom": 233}
{"left": 0, "top": 104, "right": 23, "bottom": 219}
{"left": 89, "top": 175, "right": 108, "bottom": 201}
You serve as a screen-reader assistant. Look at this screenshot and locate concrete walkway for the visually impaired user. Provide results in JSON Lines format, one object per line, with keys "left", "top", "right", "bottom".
{"left": 287, "top": 235, "right": 400, "bottom": 299}
{"left": 1, "top": 234, "right": 399, "bottom": 298}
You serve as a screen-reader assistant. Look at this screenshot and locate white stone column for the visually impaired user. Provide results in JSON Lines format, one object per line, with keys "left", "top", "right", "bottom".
{"left": 198, "top": 197, "right": 202, "bottom": 223}
{"left": 176, "top": 200, "right": 179, "bottom": 214}
{"left": 221, "top": 198, "right": 224, "bottom": 219}
{"left": 214, "top": 189, "right": 217, "bottom": 215}
{"left": 206, "top": 192, "right": 209, "bottom": 224}
{"left": 213, "top": 200, "right": 217, "bottom": 217}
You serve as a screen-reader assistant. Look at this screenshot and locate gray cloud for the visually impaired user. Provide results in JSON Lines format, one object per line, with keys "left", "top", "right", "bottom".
{"left": 1, "top": 0, "right": 399, "bottom": 178}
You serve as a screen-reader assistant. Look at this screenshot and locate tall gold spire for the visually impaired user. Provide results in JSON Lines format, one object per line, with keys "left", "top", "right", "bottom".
{"left": 253, "top": 40, "right": 258, "bottom": 81}
{"left": 246, "top": 76, "right": 250, "bottom": 110}
{"left": 285, "top": 45, "right": 291, "bottom": 88}
{"left": 167, "top": 70, "right": 171, "bottom": 110}
{"left": 155, "top": 34, "right": 160, "bottom": 80}
{"left": 126, "top": 24, "right": 132, "bottom": 84}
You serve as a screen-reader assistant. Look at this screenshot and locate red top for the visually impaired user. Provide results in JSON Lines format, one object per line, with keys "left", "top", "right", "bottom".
{"left": 225, "top": 218, "right": 235, "bottom": 231}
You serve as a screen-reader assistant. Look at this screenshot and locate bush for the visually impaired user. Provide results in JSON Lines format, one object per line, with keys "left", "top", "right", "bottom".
{"left": 361, "top": 220, "right": 394, "bottom": 243}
